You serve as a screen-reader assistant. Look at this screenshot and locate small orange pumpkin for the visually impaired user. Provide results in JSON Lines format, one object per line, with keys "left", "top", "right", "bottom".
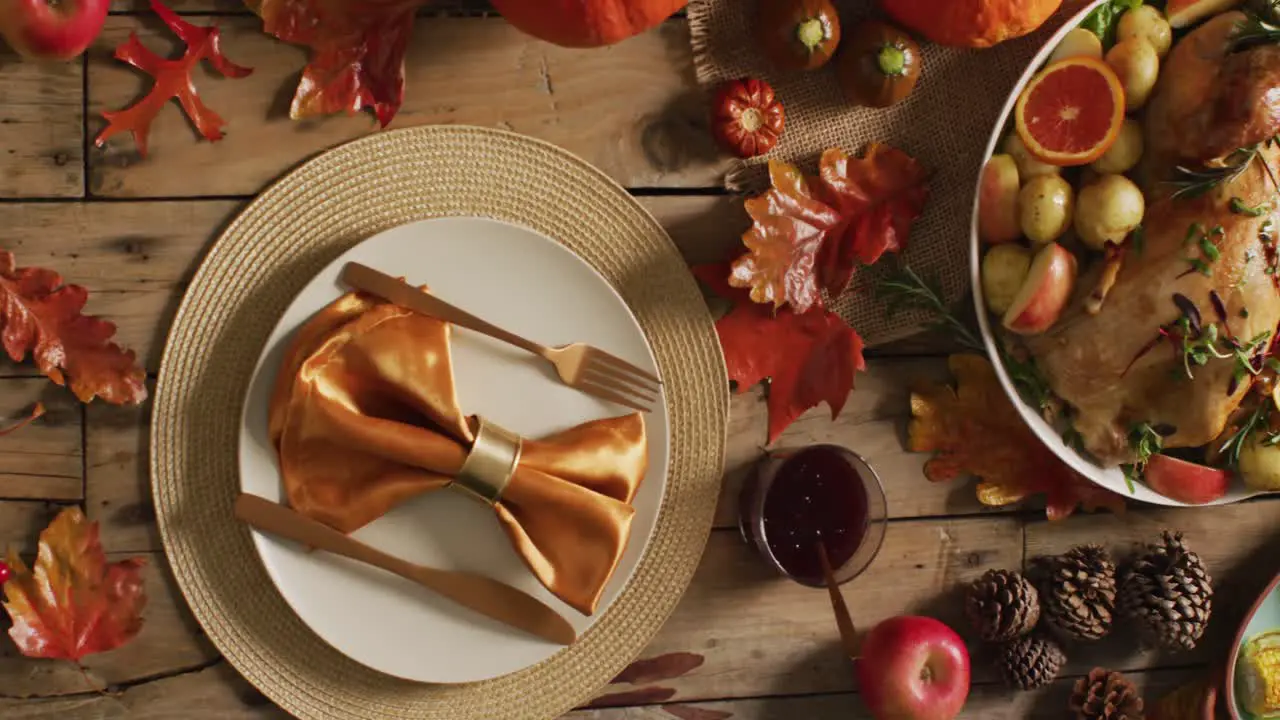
{"left": 491, "top": 0, "right": 689, "bottom": 48}
{"left": 879, "top": 0, "right": 1063, "bottom": 48}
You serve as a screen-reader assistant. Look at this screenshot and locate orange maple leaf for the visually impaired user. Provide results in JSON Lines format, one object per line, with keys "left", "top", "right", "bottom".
{"left": 3, "top": 507, "right": 147, "bottom": 661}
{"left": 95, "top": 0, "right": 252, "bottom": 158}
{"left": 909, "top": 354, "right": 1125, "bottom": 521}
{"left": 0, "top": 250, "right": 147, "bottom": 405}
{"left": 248, "top": 0, "right": 429, "bottom": 126}
{"left": 729, "top": 144, "right": 929, "bottom": 314}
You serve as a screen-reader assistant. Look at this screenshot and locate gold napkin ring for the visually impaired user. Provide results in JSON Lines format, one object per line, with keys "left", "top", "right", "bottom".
{"left": 454, "top": 417, "right": 522, "bottom": 505}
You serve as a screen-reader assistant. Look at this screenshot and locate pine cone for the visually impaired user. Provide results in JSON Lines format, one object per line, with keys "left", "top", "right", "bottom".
{"left": 1037, "top": 544, "right": 1117, "bottom": 641}
{"left": 965, "top": 569, "right": 1040, "bottom": 642}
{"left": 1069, "top": 667, "right": 1144, "bottom": 720}
{"left": 996, "top": 633, "right": 1066, "bottom": 691}
{"left": 1119, "top": 531, "right": 1213, "bottom": 651}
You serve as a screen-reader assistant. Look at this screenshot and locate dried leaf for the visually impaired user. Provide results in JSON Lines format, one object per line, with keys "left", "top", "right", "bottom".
{"left": 95, "top": 0, "right": 252, "bottom": 158}
{"left": 909, "top": 354, "right": 1125, "bottom": 520}
{"left": 0, "top": 250, "right": 147, "bottom": 405}
{"left": 696, "top": 263, "right": 867, "bottom": 443}
{"left": 0, "top": 403, "right": 44, "bottom": 436}
{"left": 248, "top": 0, "right": 429, "bottom": 126}
{"left": 613, "top": 652, "right": 706, "bottom": 685}
{"left": 728, "top": 144, "right": 928, "bottom": 313}
{"left": 3, "top": 507, "right": 147, "bottom": 661}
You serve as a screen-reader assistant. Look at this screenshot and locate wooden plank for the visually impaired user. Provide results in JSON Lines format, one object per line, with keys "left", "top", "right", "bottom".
{"left": 569, "top": 667, "right": 1200, "bottom": 719}
{"left": 86, "top": 381, "right": 157, "bottom": 553}
{"left": 0, "top": 501, "right": 59, "bottom": 553}
{"left": 1024, "top": 499, "right": 1280, "bottom": 676}
{"left": 88, "top": 16, "right": 727, "bottom": 197}
{"left": 589, "top": 518, "right": 1022, "bottom": 705}
{"left": 0, "top": 552, "right": 219, "bottom": 698}
{"left": 0, "top": 379, "right": 82, "bottom": 501}
{"left": 0, "top": 662, "right": 289, "bottom": 719}
{"left": 0, "top": 48, "right": 83, "bottom": 198}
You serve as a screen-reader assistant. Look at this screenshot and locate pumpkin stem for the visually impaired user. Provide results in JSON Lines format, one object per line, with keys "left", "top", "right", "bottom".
{"left": 796, "top": 18, "right": 826, "bottom": 52}
{"left": 740, "top": 107, "right": 764, "bottom": 132}
{"left": 877, "top": 44, "right": 907, "bottom": 76}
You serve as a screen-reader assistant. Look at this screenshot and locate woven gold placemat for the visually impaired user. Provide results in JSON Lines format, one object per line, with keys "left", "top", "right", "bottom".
{"left": 689, "top": 0, "right": 1091, "bottom": 347}
{"left": 150, "top": 125, "right": 729, "bottom": 719}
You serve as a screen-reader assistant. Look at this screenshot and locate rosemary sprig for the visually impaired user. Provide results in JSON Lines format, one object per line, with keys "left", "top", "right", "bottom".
{"left": 1230, "top": 4, "right": 1280, "bottom": 52}
{"left": 1170, "top": 146, "right": 1261, "bottom": 200}
{"left": 877, "top": 264, "right": 1055, "bottom": 411}
{"left": 1219, "top": 401, "right": 1272, "bottom": 468}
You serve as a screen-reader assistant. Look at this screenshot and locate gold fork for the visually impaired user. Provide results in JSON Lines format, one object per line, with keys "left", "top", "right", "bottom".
{"left": 340, "top": 262, "right": 661, "bottom": 412}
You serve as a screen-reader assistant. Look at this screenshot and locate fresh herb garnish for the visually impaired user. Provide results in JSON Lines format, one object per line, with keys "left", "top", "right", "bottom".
{"left": 1231, "top": 5, "right": 1280, "bottom": 53}
{"left": 1082, "top": 0, "right": 1144, "bottom": 47}
{"left": 1170, "top": 146, "right": 1261, "bottom": 200}
{"left": 1121, "top": 422, "right": 1167, "bottom": 494}
{"left": 1184, "top": 224, "right": 1223, "bottom": 276}
{"left": 1219, "top": 401, "right": 1272, "bottom": 468}
{"left": 878, "top": 263, "right": 1055, "bottom": 412}
{"left": 1231, "top": 196, "right": 1271, "bottom": 216}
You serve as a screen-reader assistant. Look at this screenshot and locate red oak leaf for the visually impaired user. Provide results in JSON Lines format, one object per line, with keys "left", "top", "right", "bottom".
{"left": 695, "top": 263, "right": 866, "bottom": 443}
{"left": 3, "top": 507, "right": 147, "bottom": 661}
{"left": 95, "top": 0, "right": 252, "bottom": 158}
{"left": 728, "top": 144, "right": 928, "bottom": 314}
{"left": 0, "top": 250, "right": 147, "bottom": 405}
{"left": 817, "top": 145, "right": 930, "bottom": 293}
{"left": 248, "top": 0, "right": 429, "bottom": 127}
{"left": 909, "top": 354, "right": 1125, "bottom": 521}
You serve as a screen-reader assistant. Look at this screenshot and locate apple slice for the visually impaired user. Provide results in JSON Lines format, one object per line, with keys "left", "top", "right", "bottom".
{"left": 1166, "top": 0, "right": 1243, "bottom": 29}
{"left": 1001, "top": 243, "right": 1077, "bottom": 335}
{"left": 979, "top": 154, "right": 1021, "bottom": 244}
{"left": 1145, "top": 454, "right": 1231, "bottom": 504}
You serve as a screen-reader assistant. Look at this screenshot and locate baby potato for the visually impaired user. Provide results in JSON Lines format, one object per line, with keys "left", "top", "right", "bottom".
{"left": 1239, "top": 435, "right": 1280, "bottom": 492}
{"left": 1117, "top": 5, "right": 1172, "bottom": 58}
{"left": 1074, "top": 174, "right": 1144, "bottom": 250}
{"left": 1019, "top": 175, "right": 1074, "bottom": 245}
{"left": 1003, "top": 133, "right": 1059, "bottom": 180}
{"left": 1106, "top": 38, "right": 1160, "bottom": 111}
{"left": 1091, "top": 119, "right": 1144, "bottom": 174}
{"left": 982, "top": 244, "right": 1033, "bottom": 315}
{"left": 1050, "top": 28, "right": 1104, "bottom": 63}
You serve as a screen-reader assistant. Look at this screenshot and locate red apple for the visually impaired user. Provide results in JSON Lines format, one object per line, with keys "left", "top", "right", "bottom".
{"left": 0, "top": 0, "right": 109, "bottom": 61}
{"left": 1145, "top": 454, "right": 1231, "bottom": 504}
{"left": 978, "top": 154, "right": 1021, "bottom": 244}
{"left": 1002, "top": 242, "right": 1078, "bottom": 336}
{"left": 856, "top": 616, "right": 970, "bottom": 720}
{"left": 1166, "top": 0, "right": 1242, "bottom": 28}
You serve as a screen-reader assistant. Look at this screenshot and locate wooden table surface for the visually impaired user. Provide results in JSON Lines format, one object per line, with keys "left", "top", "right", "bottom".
{"left": 0, "top": 4, "right": 1276, "bottom": 719}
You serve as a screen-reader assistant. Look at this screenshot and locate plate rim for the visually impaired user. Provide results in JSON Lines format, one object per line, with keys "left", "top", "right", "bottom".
{"left": 235, "top": 214, "right": 672, "bottom": 684}
{"left": 1226, "top": 570, "right": 1280, "bottom": 720}
{"left": 967, "top": 0, "right": 1265, "bottom": 507}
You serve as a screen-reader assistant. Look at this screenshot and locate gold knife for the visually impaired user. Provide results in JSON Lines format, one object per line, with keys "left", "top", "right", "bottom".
{"left": 234, "top": 493, "right": 577, "bottom": 645}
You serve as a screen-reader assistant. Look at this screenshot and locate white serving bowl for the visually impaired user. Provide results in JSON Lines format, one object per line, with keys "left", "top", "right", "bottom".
{"left": 967, "top": 0, "right": 1263, "bottom": 506}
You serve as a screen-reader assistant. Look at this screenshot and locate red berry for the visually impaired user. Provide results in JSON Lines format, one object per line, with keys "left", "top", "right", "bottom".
{"left": 0, "top": 560, "right": 10, "bottom": 585}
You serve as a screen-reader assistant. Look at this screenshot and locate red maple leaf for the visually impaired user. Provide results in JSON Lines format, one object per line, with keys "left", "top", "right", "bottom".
{"left": 95, "top": 0, "right": 252, "bottom": 158}
{"left": 695, "top": 263, "right": 866, "bottom": 443}
{"left": 3, "top": 507, "right": 147, "bottom": 661}
{"left": 728, "top": 144, "right": 929, "bottom": 314}
{"left": 248, "top": 0, "right": 429, "bottom": 127}
{"left": 0, "top": 250, "right": 147, "bottom": 405}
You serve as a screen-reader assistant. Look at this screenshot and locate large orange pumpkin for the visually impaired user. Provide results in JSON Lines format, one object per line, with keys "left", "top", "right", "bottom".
{"left": 879, "top": 0, "right": 1063, "bottom": 48}
{"left": 491, "top": 0, "right": 689, "bottom": 48}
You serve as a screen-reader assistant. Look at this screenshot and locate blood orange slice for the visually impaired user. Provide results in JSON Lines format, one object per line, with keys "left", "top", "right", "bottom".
{"left": 1014, "top": 56, "right": 1126, "bottom": 167}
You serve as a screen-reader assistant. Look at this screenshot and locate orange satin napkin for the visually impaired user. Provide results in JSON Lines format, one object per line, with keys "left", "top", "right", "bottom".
{"left": 267, "top": 291, "right": 648, "bottom": 616}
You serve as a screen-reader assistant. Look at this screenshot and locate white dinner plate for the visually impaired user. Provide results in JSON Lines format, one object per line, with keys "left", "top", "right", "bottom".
{"left": 237, "top": 216, "right": 670, "bottom": 683}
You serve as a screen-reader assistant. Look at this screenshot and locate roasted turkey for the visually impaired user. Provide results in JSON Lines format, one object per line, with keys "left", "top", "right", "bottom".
{"left": 1027, "top": 12, "right": 1280, "bottom": 465}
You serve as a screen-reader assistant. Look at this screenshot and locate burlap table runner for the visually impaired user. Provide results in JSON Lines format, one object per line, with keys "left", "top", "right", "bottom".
{"left": 689, "top": 0, "right": 1092, "bottom": 346}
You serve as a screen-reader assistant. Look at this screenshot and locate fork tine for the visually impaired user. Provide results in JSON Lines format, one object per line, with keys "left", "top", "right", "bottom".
{"left": 582, "top": 348, "right": 661, "bottom": 384}
{"left": 574, "top": 379, "right": 652, "bottom": 412}
{"left": 582, "top": 368, "right": 659, "bottom": 403}
{"left": 582, "top": 362, "right": 660, "bottom": 395}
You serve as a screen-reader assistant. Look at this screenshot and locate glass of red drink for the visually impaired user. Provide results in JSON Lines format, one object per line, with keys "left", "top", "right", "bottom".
{"left": 739, "top": 444, "right": 888, "bottom": 587}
